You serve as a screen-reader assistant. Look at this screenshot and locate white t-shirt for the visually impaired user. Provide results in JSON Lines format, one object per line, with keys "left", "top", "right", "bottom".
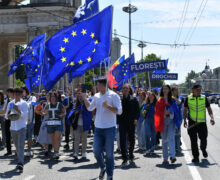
{"left": 87, "top": 90, "right": 122, "bottom": 129}
{"left": 5, "top": 99, "right": 28, "bottom": 131}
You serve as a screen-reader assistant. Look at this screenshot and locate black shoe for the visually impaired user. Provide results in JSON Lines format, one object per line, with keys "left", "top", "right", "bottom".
{"left": 116, "top": 148, "right": 120, "bottom": 153}
{"left": 202, "top": 150, "right": 208, "bottom": 158}
{"left": 53, "top": 153, "right": 60, "bottom": 160}
{"left": 192, "top": 158, "right": 199, "bottom": 163}
{"left": 64, "top": 144, "right": 70, "bottom": 150}
{"left": 17, "top": 163, "right": 23, "bottom": 172}
{"left": 44, "top": 151, "right": 49, "bottom": 157}
{"left": 99, "top": 168, "right": 106, "bottom": 180}
{"left": 170, "top": 157, "right": 177, "bottom": 164}
{"left": 162, "top": 160, "right": 169, "bottom": 165}
{"left": 121, "top": 160, "right": 128, "bottom": 167}
{"left": 4, "top": 152, "right": 12, "bottom": 156}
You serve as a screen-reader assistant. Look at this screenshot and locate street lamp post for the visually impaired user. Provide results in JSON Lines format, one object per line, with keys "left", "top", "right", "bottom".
{"left": 123, "top": 4, "right": 137, "bottom": 84}
{"left": 123, "top": 4, "right": 137, "bottom": 57}
{"left": 138, "top": 41, "right": 149, "bottom": 89}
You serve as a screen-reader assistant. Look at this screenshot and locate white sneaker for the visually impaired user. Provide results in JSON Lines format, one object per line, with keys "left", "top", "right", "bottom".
{"left": 25, "top": 151, "right": 31, "bottom": 157}
{"left": 82, "top": 153, "right": 87, "bottom": 158}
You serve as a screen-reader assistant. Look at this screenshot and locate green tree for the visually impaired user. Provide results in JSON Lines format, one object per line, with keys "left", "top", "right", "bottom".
{"left": 136, "top": 53, "right": 169, "bottom": 88}
{"left": 15, "top": 79, "right": 25, "bottom": 87}
{"left": 85, "top": 67, "right": 106, "bottom": 90}
{"left": 14, "top": 45, "right": 26, "bottom": 82}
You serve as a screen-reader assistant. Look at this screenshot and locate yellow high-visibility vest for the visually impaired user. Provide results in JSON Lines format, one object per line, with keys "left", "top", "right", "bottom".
{"left": 188, "top": 94, "right": 206, "bottom": 122}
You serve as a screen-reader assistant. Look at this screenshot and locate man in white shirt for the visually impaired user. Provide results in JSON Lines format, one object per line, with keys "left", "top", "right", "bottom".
{"left": 83, "top": 78, "right": 122, "bottom": 180}
{"left": 5, "top": 88, "right": 28, "bottom": 172}
{"left": 22, "top": 86, "right": 36, "bottom": 157}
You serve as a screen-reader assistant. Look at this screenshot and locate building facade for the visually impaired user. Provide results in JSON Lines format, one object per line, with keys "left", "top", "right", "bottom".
{"left": 194, "top": 64, "right": 220, "bottom": 93}
{"left": 0, "top": 0, "right": 122, "bottom": 91}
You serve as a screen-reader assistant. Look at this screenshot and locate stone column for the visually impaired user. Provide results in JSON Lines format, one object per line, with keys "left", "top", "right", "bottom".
{"left": 8, "top": 43, "right": 15, "bottom": 88}
{"left": 0, "top": 37, "right": 9, "bottom": 91}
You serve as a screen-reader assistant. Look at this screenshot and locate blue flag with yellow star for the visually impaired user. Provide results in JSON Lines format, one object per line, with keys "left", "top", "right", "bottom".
{"left": 68, "top": 57, "right": 110, "bottom": 81}
{"left": 43, "top": 6, "right": 113, "bottom": 91}
{"left": 112, "top": 53, "right": 136, "bottom": 86}
{"left": 25, "top": 63, "right": 42, "bottom": 78}
{"left": 8, "top": 34, "right": 46, "bottom": 76}
{"left": 73, "top": 0, "right": 99, "bottom": 23}
{"left": 25, "top": 75, "right": 41, "bottom": 92}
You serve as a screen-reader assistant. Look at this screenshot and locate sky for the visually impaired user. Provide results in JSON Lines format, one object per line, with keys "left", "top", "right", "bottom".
{"left": 22, "top": 0, "right": 220, "bottom": 84}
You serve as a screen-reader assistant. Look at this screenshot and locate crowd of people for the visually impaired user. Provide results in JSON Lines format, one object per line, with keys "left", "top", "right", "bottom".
{"left": 0, "top": 79, "right": 215, "bottom": 180}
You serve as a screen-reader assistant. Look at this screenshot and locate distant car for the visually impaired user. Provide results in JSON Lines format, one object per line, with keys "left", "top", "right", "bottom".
{"left": 215, "top": 95, "right": 220, "bottom": 107}
{"left": 209, "top": 96, "right": 216, "bottom": 104}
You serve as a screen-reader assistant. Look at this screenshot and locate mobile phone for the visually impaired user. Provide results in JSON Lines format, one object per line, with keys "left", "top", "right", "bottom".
{"left": 81, "top": 84, "right": 86, "bottom": 93}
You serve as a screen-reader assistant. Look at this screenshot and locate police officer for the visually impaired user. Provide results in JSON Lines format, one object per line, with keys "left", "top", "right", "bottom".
{"left": 183, "top": 84, "right": 215, "bottom": 163}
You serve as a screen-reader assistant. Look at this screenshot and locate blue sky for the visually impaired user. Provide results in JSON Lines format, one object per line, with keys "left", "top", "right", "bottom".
{"left": 22, "top": 0, "right": 220, "bottom": 84}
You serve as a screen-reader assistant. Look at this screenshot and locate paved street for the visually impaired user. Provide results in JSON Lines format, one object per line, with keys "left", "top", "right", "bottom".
{"left": 0, "top": 104, "right": 220, "bottom": 180}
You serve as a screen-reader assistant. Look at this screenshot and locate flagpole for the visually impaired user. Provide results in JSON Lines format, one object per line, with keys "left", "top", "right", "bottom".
{"left": 99, "top": 61, "right": 102, "bottom": 76}
{"left": 92, "top": 68, "right": 95, "bottom": 87}
{"left": 71, "top": 80, "right": 74, "bottom": 98}
{"left": 38, "top": 33, "right": 46, "bottom": 94}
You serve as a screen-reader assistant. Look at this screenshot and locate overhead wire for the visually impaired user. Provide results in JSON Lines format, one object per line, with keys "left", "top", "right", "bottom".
{"left": 183, "top": 0, "right": 206, "bottom": 43}
{"left": 175, "top": 0, "right": 209, "bottom": 75}
{"left": 185, "top": 0, "right": 209, "bottom": 43}
{"left": 171, "top": 0, "right": 190, "bottom": 70}
{"left": 24, "top": 5, "right": 220, "bottom": 47}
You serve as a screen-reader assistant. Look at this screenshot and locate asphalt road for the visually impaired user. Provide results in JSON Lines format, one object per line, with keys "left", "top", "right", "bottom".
{"left": 0, "top": 104, "right": 220, "bottom": 180}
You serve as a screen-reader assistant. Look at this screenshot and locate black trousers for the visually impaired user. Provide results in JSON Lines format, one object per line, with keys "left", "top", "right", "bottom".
{"left": 187, "top": 120, "right": 208, "bottom": 159}
{"left": 5, "top": 120, "right": 11, "bottom": 153}
{"left": 34, "top": 114, "right": 42, "bottom": 137}
{"left": 119, "top": 123, "right": 135, "bottom": 161}
{"left": 65, "top": 119, "right": 70, "bottom": 144}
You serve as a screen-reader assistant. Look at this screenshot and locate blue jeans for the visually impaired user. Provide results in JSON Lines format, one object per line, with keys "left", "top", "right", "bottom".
{"left": 175, "top": 118, "right": 183, "bottom": 151}
{"left": 93, "top": 127, "right": 116, "bottom": 178}
{"left": 136, "top": 121, "right": 145, "bottom": 148}
{"left": 161, "top": 117, "right": 175, "bottom": 160}
{"left": 144, "top": 117, "right": 156, "bottom": 151}
{"left": 0, "top": 117, "right": 6, "bottom": 146}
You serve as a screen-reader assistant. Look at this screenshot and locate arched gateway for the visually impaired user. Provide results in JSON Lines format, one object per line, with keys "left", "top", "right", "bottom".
{"left": 0, "top": 0, "right": 81, "bottom": 91}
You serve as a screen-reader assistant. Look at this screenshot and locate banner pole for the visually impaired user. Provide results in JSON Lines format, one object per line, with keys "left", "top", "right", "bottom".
{"left": 148, "top": 71, "right": 151, "bottom": 90}
{"left": 38, "top": 33, "right": 46, "bottom": 94}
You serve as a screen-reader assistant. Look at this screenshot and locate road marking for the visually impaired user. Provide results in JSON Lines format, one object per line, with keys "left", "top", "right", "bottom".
{"left": 181, "top": 138, "right": 203, "bottom": 180}
{"left": 24, "top": 175, "right": 35, "bottom": 180}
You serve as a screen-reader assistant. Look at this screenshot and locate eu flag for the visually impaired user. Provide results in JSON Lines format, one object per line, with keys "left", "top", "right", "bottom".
{"left": 43, "top": 6, "right": 113, "bottom": 91}
{"left": 25, "top": 63, "right": 42, "bottom": 78}
{"left": 8, "top": 34, "right": 45, "bottom": 76}
{"left": 153, "top": 59, "right": 168, "bottom": 74}
{"left": 73, "top": 0, "right": 99, "bottom": 23}
{"left": 112, "top": 53, "right": 136, "bottom": 85}
{"left": 68, "top": 57, "right": 110, "bottom": 82}
{"left": 24, "top": 75, "right": 41, "bottom": 92}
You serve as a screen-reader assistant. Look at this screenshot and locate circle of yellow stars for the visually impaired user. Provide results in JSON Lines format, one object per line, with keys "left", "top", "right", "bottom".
{"left": 59, "top": 28, "right": 99, "bottom": 68}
